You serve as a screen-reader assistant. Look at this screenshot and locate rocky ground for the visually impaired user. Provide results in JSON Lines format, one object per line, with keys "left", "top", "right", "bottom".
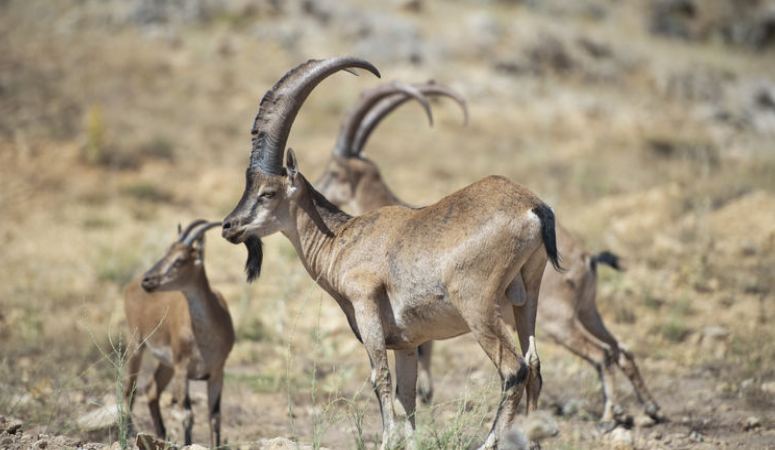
{"left": 1, "top": 0, "right": 774, "bottom": 449}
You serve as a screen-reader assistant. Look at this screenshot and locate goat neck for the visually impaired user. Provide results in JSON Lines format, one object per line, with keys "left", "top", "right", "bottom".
{"left": 284, "top": 174, "right": 352, "bottom": 283}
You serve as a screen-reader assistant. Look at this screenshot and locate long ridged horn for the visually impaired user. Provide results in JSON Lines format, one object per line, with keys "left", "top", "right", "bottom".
{"left": 334, "top": 81, "right": 433, "bottom": 157}
{"left": 352, "top": 80, "right": 468, "bottom": 155}
{"left": 183, "top": 221, "right": 222, "bottom": 246}
{"left": 177, "top": 219, "right": 209, "bottom": 242}
{"left": 249, "top": 57, "right": 381, "bottom": 174}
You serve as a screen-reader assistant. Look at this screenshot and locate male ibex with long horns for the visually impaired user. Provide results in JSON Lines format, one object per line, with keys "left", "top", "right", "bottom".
{"left": 124, "top": 220, "right": 234, "bottom": 447}
{"left": 313, "top": 80, "right": 662, "bottom": 429}
{"left": 221, "top": 57, "right": 561, "bottom": 450}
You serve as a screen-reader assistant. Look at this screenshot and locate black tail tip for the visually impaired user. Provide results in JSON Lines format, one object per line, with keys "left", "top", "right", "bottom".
{"left": 532, "top": 204, "right": 563, "bottom": 272}
{"left": 592, "top": 251, "right": 623, "bottom": 271}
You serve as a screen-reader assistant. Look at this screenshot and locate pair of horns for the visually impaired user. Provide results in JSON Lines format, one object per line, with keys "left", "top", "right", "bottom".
{"left": 337, "top": 80, "right": 469, "bottom": 158}
{"left": 249, "top": 57, "right": 381, "bottom": 175}
{"left": 177, "top": 220, "right": 222, "bottom": 246}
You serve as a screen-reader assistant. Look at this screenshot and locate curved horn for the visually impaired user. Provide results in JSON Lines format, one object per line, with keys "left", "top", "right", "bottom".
{"left": 177, "top": 219, "right": 209, "bottom": 242}
{"left": 183, "top": 221, "right": 222, "bottom": 246}
{"left": 334, "top": 80, "right": 433, "bottom": 157}
{"left": 249, "top": 57, "right": 381, "bottom": 174}
{"left": 352, "top": 80, "right": 468, "bottom": 155}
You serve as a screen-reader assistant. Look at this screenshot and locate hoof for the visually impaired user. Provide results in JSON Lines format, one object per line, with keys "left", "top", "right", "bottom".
{"left": 417, "top": 387, "right": 433, "bottom": 405}
{"left": 645, "top": 402, "right": 663, "bottom": 421}
{"left": 615, "top": 412, "right": 634, "bottom": 428}
{"left": 417, "top": 376, "right": 433, "bottom": 405}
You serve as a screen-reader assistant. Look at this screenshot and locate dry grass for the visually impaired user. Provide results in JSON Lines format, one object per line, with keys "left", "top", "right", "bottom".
{"left": 1, "top": 0, "right": 774, "bottom": 448}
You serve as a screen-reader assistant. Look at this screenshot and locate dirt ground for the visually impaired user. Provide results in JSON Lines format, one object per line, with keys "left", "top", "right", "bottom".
{"left": 1, "top": 0, "right": 774, "bottom": 449}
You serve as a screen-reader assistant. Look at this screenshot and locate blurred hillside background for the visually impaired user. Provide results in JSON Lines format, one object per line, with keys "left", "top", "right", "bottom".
{"left": 1, "top": 0, "right": 774, "bottom": 449}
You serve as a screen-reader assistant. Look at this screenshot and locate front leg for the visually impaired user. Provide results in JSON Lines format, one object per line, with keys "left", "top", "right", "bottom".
{"left": 353, "top": 298, "right": 400, "bottom": 450}
{"left": 394, "top": 348, "right": 418, "bottom": 450}
{"left": 207, "top": 368, "right": 225, "bottom": 448}
{"left": 171, "top": 364, "right": 193, "bottom": 445}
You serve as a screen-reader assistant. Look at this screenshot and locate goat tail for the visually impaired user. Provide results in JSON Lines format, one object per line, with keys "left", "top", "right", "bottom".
{"left": 532, "top": 204, "right": 563, "bottom": 272}
{"left": 591, "top": 251, "right": 623, "bottom": 271}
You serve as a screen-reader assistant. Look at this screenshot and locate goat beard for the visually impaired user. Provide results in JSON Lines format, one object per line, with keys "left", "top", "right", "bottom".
{"left": 244, "top": 236, "right": 263, "bottom": 283}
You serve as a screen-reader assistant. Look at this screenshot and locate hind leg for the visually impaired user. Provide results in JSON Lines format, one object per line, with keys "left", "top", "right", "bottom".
{"left": 456, "top": 292, "right": 527, "bottom": 450}
{"left": 577, "top": 307, "right": 661, "bottom": 420}
{"left": 511, "top": 246, "right": 547, "bottom": 415}
{"left": 416, "top": 341, "right": 434, "bottom": 405}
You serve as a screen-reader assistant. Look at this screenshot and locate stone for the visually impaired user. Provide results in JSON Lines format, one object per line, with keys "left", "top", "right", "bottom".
{"left": 744, "top": 416, "right": 762, "bottom": 431}
{"left": 181, "top": 445, "right": 208, "bottom": 450}
{"left": 609, "top": 427, "right": 634, "bottom": 450}
{"left": 523, "top": 410, "right": 559, "bottom": 443}
{"left": 560, "top": 398, "right": 585, "bottom": 417}
{"left": 762, "top": 381, "right": 775, "bottom": 394}
{"left": 635, "top": 415, "right": 657, "bottom": 428}
{"left": 33, "top": 439, "right": 48, "bottom": 448}
{"left": 501, "top": 427, "right": 529, "bottom": 450}
{"left": 0, "top": 417, "right": 23, "bottom": 435}
{"left": 690, "top": 430, "right": 704, "bottom": 442}
{"left": 256, "top": 437, "right": 329, "bottom": 450}
{"left": 76, "top": 405, "right": 119, "bottom": 432}
{"left": 136, "top": 433, "right": 177, "bottom": 450}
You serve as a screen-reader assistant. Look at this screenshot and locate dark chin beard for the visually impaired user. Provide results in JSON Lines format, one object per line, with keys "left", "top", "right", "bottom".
{"left": 244, "top": 236, "right": 263, "bottom": 283}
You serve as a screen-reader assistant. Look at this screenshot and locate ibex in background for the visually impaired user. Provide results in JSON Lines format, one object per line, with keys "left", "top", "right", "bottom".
{"left": 124, "top": 220, "right": 235, "bottom": 447}
{"left": 315, "top": 79, "right": 467, "bottom": 215}
{"left": 313, "top": 82, "right": 662, "bottom": 429}
{"left": 221, "top": 57, "right": 561, "bottom": 450}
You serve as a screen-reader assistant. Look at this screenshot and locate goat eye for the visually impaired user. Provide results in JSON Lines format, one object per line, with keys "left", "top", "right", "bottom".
{"left": 261, "top": 191, "right": 275, "bottom": 199}
{"left": 173, "top": 260, "right": 183, "bottom": 268}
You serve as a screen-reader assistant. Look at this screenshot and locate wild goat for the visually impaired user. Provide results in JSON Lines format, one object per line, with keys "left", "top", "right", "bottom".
{"left": 316, "top": 79, "right": 468, "bottom": 215}
{"left": 221, "top": 57, "right": 561, "bottom": 450}
{"left": 124, "top": 220, "right": 235, "bottom": 447}
{"left": 313, "top": 88, "right": 662, "bottom": 428}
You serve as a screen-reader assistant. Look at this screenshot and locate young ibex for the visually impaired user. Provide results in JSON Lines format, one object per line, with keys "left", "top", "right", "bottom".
{"left": 124, "top": 220, "right": 235, "bottom": 447}
{"left": 313, "top": 87, "right": 662, "bottom": 428}
{"left": 221, "top": 57, "right": 561, "bottom": 450}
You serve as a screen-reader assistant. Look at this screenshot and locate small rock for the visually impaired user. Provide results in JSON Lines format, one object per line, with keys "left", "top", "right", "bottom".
{"left": 76, "top": 405, "right": 119, "bottom": 432}
{"left": 53, "top": 436, "right": 82, "bottom": 447}
{"left": 501, "top": 427, "right": 529, "bottom": 450}
{"left": 635, "top": 415, "right": 657, "bottom": 428}
{"left": 1, "top": 437, "right": 14, "bottom": 446}
{"left": 740, "top": 378, "right": 756, "bottom": 391}
{"left": 181, "top": 445, "right": 208, "bottom": 450}
{"left": 609, "top": 427, "right": 634, "bottom": 450}
{"left": 701, "top": 326, "right": 729, "bottom": 343}
{"left": 744, "top": 416, "right": 762, "bottom": 431}
{"left": 256, "top": 437, "right": 329, "bottom": 450}
{"left": 690, "top": 431, "right": 704, "bottom": 442}
{"left": 762, "top": 381, "right": 775, "bottom": 394}
{"left": 561, "top": 398, "right": 585, "bottom": 417}
{"left": 0, "top": 417, "right": 23, "bottom": 434}
{"left": 34, "top": 439, "right": 48, "bottom": 448}
{"left": 523, "top": 410, "right": 559, "bottom": 443}
{"left": 136, "top": 433, "right": 176, "bottom": 450}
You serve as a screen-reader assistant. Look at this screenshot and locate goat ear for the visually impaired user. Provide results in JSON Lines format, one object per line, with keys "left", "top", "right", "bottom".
{"left": 286, "top": 148, "right": 299, "bottom": 183}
